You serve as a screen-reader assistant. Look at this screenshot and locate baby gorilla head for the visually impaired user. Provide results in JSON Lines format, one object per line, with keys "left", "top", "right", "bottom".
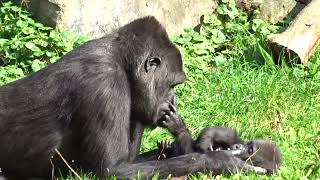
{"left": 231, "top": 139, "right": 282, "bottom": 174}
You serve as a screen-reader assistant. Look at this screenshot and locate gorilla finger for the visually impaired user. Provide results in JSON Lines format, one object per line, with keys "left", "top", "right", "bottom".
{"left": 165, "top": 140, "right": 170, "bottom": 148}
{"left": 167, "top": 101, "right": 177, "bottom": 113}
{"left": 252, "top": 166, "right": 267, "bottom": 174}
{"left": 160, "top": 114, "right": 170, "bottom": 123}
{"left": 162, "top": 120, "right": 169, "bottom": 127}
{"left": 162, "top": 109, "right": 174, "bottom": 117}
{"left": 172, "top": 95, "right": 176, "bottom": 107}
{"left": 240, "top": 163, "right": 268, "bottom": 174}
{"left": 158, "top": 111, "right": 166, "bottom": 118}
{"left": 158, "top": 103, "right": 171, "bottom": 112}
{"left": 162, "top": 153, "right": 167, "bottom": 159}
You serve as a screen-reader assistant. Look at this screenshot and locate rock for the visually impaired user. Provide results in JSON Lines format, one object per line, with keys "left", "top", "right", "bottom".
{"left": 236, "top": 0, "right": 308, "bottom": 24}
{"left": 13, "top": 0, "right": 306, "bottom": 38}
{"left": 251, "top": 0, "right": 297, "bottom": 24}
{"left": 13, "top": 0, "right": 217, "bottom": 38}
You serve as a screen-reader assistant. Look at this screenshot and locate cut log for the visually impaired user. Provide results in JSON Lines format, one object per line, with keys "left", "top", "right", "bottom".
{"left": 267, "top": 0, "right": 320, "bottom": 64}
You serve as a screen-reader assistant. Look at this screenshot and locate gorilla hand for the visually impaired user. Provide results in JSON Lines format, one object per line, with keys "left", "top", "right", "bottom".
{"left": 158, "top": 102, "right": 187, "bottom": 136}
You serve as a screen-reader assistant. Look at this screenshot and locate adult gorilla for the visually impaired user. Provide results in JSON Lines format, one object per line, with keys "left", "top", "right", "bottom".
{"left": 0, "top": 16, "right": 260, "bottom": 179}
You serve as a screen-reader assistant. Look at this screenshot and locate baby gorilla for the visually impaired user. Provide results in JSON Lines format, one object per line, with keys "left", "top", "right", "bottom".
{"left": 195, "top": 127, "right": 281, "bottom": 173}
{"left": 158, "top": 125, "right": 281, "bottom": 174}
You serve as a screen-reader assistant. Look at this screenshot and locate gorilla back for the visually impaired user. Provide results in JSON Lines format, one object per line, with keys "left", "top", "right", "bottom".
{"left": 0, "top": 16, "right": 256, "bottom": 179}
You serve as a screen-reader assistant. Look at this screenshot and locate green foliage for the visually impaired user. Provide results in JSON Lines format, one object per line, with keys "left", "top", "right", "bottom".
{"left": 0, "top": 1, "right": 90, "bottom": 84}
{"left": 170, "top": 0, "right": 281, "bottom": 75}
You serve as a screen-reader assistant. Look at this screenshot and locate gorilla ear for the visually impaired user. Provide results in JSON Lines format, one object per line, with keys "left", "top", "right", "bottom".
{"left": 145, "top": 56, "right": 161, "bottom": 72}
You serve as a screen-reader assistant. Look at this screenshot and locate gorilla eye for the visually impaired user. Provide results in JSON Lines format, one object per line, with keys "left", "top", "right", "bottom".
{"left": 145, "top": 56, "right": 161, "bottom": 72}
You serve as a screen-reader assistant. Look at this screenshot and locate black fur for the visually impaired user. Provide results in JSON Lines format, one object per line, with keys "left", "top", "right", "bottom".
{"left": 0, "top": 16, "right": 260, "bottom": 179}
{"left": 195, "top": 127, "right": 242, "bottom": 152}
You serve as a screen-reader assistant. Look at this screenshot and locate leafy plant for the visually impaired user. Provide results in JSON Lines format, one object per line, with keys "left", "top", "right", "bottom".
{"left": 0, "top": 1, "right": 90, "bottom": 84}
{"left": 171, "top": 0, "right": 281, "bottom": 74}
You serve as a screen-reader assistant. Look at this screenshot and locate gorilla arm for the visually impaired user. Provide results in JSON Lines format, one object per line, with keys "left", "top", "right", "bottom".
{"left": 109, "top": 151, "right": 267, "bottom": 179}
